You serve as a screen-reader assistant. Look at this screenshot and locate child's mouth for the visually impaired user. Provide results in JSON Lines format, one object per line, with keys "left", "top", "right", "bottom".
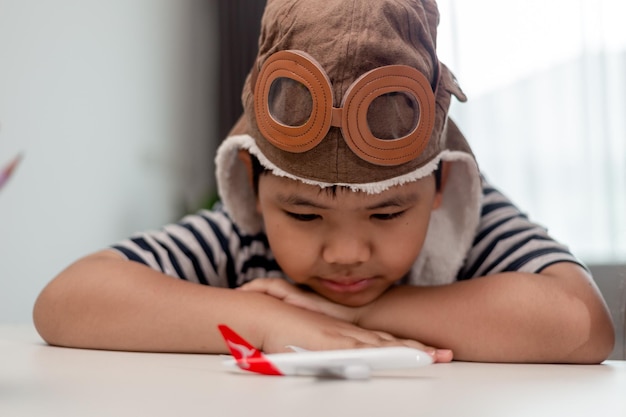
{"left": 319, "top": 278, "right": 373, "bottom": 293}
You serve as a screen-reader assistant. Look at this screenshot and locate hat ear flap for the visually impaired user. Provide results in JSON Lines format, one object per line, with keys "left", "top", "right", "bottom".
{"left": 237, "top": 149, "right": 255, "bottom": 191}
{"left": 432, "top": 160, "right": 450, "bottom": 209}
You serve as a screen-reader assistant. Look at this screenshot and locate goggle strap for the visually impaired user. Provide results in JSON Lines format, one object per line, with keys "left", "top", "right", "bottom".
{"left": 330, "top": 107, "right": 343, "bottom": 128}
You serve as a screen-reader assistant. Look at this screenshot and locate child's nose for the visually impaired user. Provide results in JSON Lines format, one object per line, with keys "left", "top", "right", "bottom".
{"left": 322, "top": 232, "right": 371, "bottom": 265}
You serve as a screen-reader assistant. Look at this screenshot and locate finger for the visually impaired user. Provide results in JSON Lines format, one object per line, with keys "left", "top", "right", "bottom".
{"left": 398, "top": 338, "right": 430, "bottom": 350}
{"left": 239, "top": 278, "right": 277, "bottom": 292}
{"left": 342, "top": 329, "right": 407, "bottom": 348}
{"left": 240, "top": 279, "right": 291, "bottom": 299}
{"left": 398, "top": 340, "right": 454, "bottom": 363}
{"left": 362, "top": 330, "right": 422, "bottom": 349}
{"left": 242, "top": 279, "right": 326, "bottom": 314}
{"left": 359, "top": 333, "right": 453, "bottom": 363}
{"left": 433, "top": 348, "right": 454, "bottom": 363}
{"left": 371, "top": 330, "right": 394, "bottom": 340}
{"left": 379, "top": 338, "right": 430, "bottom": 351}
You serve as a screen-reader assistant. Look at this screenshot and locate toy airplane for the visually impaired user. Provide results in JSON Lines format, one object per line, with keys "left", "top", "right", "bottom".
{"left": 0, "top": 153, "right": 22, "bottom": 191}
{"left": 218, "top": 324, "right": 433, "bottom": 379}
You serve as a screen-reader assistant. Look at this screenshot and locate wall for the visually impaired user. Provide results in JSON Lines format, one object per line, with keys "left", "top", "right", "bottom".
{"left": 0, "top": 0, "right": 218, "bottom": 323}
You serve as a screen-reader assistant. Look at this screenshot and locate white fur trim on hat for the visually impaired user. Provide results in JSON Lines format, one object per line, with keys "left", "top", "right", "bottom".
{"left": 215, "top": 134, "right": 482, "bottom": 286}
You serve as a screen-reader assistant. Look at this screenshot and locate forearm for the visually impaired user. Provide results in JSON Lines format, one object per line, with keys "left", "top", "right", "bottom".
{"left": 357, "top": 265, "right": 615, "bottom": 363}
{"left": 33, "top": 250, "right": 285, "bottom": 353}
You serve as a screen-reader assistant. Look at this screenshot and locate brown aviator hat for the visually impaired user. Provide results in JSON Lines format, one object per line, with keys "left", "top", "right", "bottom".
{"left": 232, "top": 0, "right": 471, "bottom": 186}
{"left": 216, "top": 0, "right": 482, "bottom": 285}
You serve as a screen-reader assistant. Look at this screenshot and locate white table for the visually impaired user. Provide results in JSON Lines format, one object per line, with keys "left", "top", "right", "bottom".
{"left": 2, "top": 325, "right": 625, "bottom": 417}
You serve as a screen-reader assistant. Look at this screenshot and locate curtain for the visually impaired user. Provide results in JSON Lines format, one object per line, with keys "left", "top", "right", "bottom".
{"left": 437, "top": 0, "right": 626, "bottom": 263}
{"left": 217, "top": 0, "right": 267, "bottom": 140}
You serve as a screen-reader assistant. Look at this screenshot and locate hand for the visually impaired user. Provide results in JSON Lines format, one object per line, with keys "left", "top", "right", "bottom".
{"left": 239, "top": 278, "right": 360, "bottom": 323}
{"left": 241, "top": 279, "right": 453, "bottom": 362}
{"left": 258, "top": 300, "right": 451, "bottom": 360}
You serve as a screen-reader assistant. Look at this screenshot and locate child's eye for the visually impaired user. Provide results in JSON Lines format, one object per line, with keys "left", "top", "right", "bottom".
{"left": 285, "top": 211, "right": 320, "bottom": 222}
{"left": 371, "top": 211, "right": 406, "bottom": 221}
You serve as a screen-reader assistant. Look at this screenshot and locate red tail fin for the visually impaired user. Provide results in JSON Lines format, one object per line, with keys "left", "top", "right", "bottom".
{"left": 217, "top": 324, "right": 283, "bottom": 375}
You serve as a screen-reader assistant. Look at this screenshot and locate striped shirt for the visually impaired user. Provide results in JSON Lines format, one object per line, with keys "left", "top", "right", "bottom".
{"left": 456, "top": 179, "right": 581, "bottom": 280}
{"left": 111, "top": 177, "right": 581, "bottom": 287}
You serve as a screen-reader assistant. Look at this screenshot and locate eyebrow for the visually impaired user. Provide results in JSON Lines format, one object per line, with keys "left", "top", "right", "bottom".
{"left": 275, "top": 194, "right": 330, "bottom": 209}
{"left": 364, "top": 193, "right": 420, "bottom": 210}
{"left": 275, "top": 192, "right": 420, "bottom": 211}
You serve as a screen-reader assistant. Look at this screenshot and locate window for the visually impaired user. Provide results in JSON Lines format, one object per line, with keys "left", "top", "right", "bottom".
{"left": 437, "top": 0, "right": 626, "bottom": 263}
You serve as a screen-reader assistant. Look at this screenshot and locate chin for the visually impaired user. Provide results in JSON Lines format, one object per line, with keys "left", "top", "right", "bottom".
{"left": 324, "top": 292, "right": 378, "bottom": 308}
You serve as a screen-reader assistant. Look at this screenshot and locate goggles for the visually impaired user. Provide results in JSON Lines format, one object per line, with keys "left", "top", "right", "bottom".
{"left": 252, "top": 50, "right": 438, "bottom": 166}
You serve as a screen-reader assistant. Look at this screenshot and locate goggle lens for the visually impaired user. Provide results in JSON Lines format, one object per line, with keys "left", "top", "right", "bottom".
{"left": 268, "top": 77, "right": 313, "bottom": 128}
{"left": 366, "top": 91, "right": 420, "bottom": 140}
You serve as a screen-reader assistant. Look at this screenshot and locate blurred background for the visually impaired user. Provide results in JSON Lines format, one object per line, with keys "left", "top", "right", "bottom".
{"left": 0, "top": 1, "right": 624, "bottom": 356}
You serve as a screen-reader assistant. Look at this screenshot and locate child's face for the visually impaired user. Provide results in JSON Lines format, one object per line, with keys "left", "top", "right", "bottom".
{"left": 256, "top": 173, "right": 442, "bottom": 307}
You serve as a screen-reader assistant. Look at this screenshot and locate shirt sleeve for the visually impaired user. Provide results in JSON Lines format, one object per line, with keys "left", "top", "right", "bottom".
{"left": 457, "top": 177, "right": 584, "bottom": 280}
{"left": 109, "top": 204, "right": 283, "bottom": 288}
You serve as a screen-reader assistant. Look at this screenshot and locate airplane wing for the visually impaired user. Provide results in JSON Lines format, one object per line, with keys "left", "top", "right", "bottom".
{"left": 221, "top": 355, "right": 372, "bottom": 379}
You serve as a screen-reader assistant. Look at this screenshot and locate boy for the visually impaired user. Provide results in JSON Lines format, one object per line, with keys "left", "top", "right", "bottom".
{"left": 33, "top": 0, "right": 614, "bottom": 363}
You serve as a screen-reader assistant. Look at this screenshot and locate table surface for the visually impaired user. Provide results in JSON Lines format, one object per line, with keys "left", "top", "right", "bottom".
{"left": 2, "top": 325, "right": 625, "bottom": 417}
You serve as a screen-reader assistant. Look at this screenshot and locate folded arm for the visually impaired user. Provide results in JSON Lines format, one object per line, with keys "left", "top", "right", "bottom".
{"left": 33, "top": 250, "right": 427, "bottom": 354}
{"left": 242, "top": 262, "right": 615, "bottom": 363}
{"left": 360, "top": 263, "right": 614, "bottom": 363}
